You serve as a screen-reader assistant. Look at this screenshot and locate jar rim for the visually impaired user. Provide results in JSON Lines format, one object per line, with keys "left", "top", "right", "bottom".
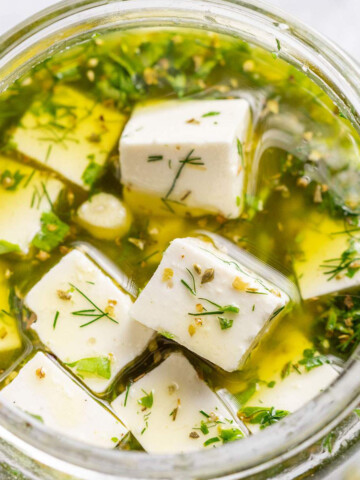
{"left": 0, "top": 1, "right": 360, "bottom": 478}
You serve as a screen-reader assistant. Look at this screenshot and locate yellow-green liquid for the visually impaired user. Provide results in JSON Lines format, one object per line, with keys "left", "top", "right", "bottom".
{"left": 0, "top": 28, "right": 359, "bottom": 449}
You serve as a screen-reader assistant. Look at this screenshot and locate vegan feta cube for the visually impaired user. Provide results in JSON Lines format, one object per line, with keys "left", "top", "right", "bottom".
{"left": 240, "top": 355, "right": 339, "bottom": 433}
{"left": 111, "top": 352, "right": 243, "bottom": 453}
{"left": 13, "top": 86, "right": 126, "bottom": 190}
{"left": 120, "top": 99, "right": 250, "bottom": 218}
{"left": 25, "top": 249, "right": 154, "bottom": 393}
{"left": 0, "top": 156, "right": 63, "bottom": 254}
{"left": 294, "top": 212, "right": 360, "bottom": 299}
{"left": 130, "top": 237, "right": 289, "bottom": 372}
{"left": 0, "top": 352, "right": 126, "bottom": 448}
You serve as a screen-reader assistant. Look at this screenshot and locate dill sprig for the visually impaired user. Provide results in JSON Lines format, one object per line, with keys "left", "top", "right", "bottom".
{"left": 320, "top": 239, "right": 360, "bottom": 281}
{"left": 162, "top": 149, "right": 204, "bottom": 207}
{"left": 69, "top": 283, "right": 118, "bottom": 327}
{"left": 181, "top": 268, "right": 197, "bottom": 296}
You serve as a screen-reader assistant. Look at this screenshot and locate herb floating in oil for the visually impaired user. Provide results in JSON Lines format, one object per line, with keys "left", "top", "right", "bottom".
{"left": 239, "top": 406, "right": 289, "bottom": 429}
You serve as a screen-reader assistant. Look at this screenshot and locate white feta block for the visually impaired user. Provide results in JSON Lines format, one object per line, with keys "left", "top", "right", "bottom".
{"left": 130, "top": 237, "right": 288, "bottom": 372}
{"left": 25, "top": 250, "right": 154, "bottom": 393}
{"left": 111, "top": 352, "right": 243, "bottom": 453}
{"left": 13, "top": 86, "right": 126, "bottom": 190}
{"left": 0, "top": 156, "right": 63, "bottom": 254}
{"left": 0, "top": 352, "right": 127, "bottom": 448}
{"left": 120, "top": 99, "right": 250, "bottom": 218}
{"left": 294, "top": 213, "right": 360, "bottom": 299}
{"left": 240, "top": 359, "right": 339, "bottom": 433}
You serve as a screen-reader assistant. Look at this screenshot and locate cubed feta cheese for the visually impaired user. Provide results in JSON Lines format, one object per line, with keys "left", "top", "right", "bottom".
{"left": 240, "top": 358, "right": 339, "bottom": 433}
{"left": 111, "top": 352, "right": 243, "bottom": 453}
{"left": 130, "top": 237, "right": 288, "bottom": 372}
{"left": 120, "top": 99, "right": 250, "bottom": 218}
{"left": 25, "top": 250, "right": 154, "bottom": 393}
{"left": 294, "top": 212, "right": 360, "bottom": 299}
{"left": 0, "top": 156, "right": 63, "bottom": 254}
{"left": 0, "top": 352, "right": 126, "bottom": 448}
{"left": 13, "top": 86, "right": 126, "bottom": 190}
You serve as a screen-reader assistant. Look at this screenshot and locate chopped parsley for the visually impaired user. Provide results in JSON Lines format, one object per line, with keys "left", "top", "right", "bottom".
{"left": 138, "top": 389, "right": 154, "bottom": 409}
{"left": 82, "top": 160, "right": 103, "bottom": 187}
{"left": 32, "top": 211, "right": 69, "bottom": 252}
{"left": 218, "top": 317, "right": 233, "bottom": 330}
{"left": 298, "top": 349, "right": 330, "bottom": 371}
{"left": 240, "top": 406, "right": 289, "bottom": 429}
{"left": 66, "top": 356, "right": 111, "bottom": 379}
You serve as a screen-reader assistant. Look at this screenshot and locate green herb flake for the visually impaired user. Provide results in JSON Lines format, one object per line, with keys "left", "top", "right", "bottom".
{"left": 218, "top": 317, "right": 233, "bottom": 330}
{"left": 240, "top": 406, "right": 289, "bottom": 429}
{"left": 181, "top": 268, "right": 197, "bottom": 296}
{"left": 138, "top": 389, "right": 154, "bottom": 409}
{"left": 204, "top": 436, "right": 221, "bottom": 447}
{"left": 32, "top": 211, "right": 69, "bottom": 252}
{"left": 147, "top": 155, "right": 163, "bottom": 162}
{"left": 124, "top": 383, "right": 131, "bottom": 407}
{"left": 66, "top": 356, "right": 111, "bottom": 379}
{"left": 202, "top": 111, "right": 220, "bottom": 118}
{"left": 25, "top": 411, "right": 44, "bottom": 423}
{"left": 219, "top": 427, "right": 244, "bottom": 443}
{"left": 111, "top": 437, "right": 119, "bottom": 444}
{"left": 82, "top": 160, "right": 103, "bottom": 187}
{"left": 160, "top": 330, "right": 175, "bottom": 339}
{"left": 298, "top": 349, "right": 330, "bottom": 371}
{"left": 53, "top": 311, "right": 60, "bottom": 330}
{"left": 0, "top": 240, "right": 20, "bottom": 255}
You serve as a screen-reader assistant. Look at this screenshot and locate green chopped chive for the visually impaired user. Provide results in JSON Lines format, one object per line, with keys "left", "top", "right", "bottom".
{"left": 147, "top": 155, "right": 163, "bottom": 162}
{"left": 124, "top": 383, "right": 131, "bottom": 407}
{"left": 204, "top": 436, "right": 220, "bottom": 446}
{"left": 23, "top": 169, "right": 36, "bottom": 188}
{"left": 53, "top": 311, "right": 60, "bottom": 330}
{"left": 236, "top": 196, "right": 241, "bottom": 207}
{"left": 202, "top": 111, "right": 220, "bottom": 117}
{"left": 200, "top": 410, "right": 210, "bottom": 418}
{"left": 200, "top": 421, "right": 209, "bottom": 435}
{"left": 276, "top": 38, "right": 281, "bottom": 51}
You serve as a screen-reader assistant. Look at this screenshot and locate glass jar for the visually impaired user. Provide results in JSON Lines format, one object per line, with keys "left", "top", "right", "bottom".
{"left": 0, "top": 1, "right": 360, "bottom": 478}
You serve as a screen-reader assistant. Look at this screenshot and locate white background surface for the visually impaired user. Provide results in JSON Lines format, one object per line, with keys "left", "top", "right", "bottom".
{"left": 0, "top": 0, "right": 359, "bottom": 60}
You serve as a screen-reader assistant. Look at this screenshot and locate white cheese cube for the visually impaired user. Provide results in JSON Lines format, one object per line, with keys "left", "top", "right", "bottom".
{"left": 13, "top": 86, "right": 126, "bottom": 190}
{"left": 294, "top": 212, "right": 360, "bottom": 299}
{"left": 240, "top": 360, "right": 339, "bottom": 433}
{"left": 120, "top": 99, "right": 250, "bottom": 218}
{"left": 0, "top": 156, "right": 63, "bottom": 254}
{"left": 130, "top": 237, "right": 288, "bottom": 372}
{"left": 0, "top": 352, "right": 126, "bottom": 448}
{"left": 25, "top": 250, "right": 154, "bottom": 393}
{"left": 111, "top": 352, "right": 243, "bottom": 453}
